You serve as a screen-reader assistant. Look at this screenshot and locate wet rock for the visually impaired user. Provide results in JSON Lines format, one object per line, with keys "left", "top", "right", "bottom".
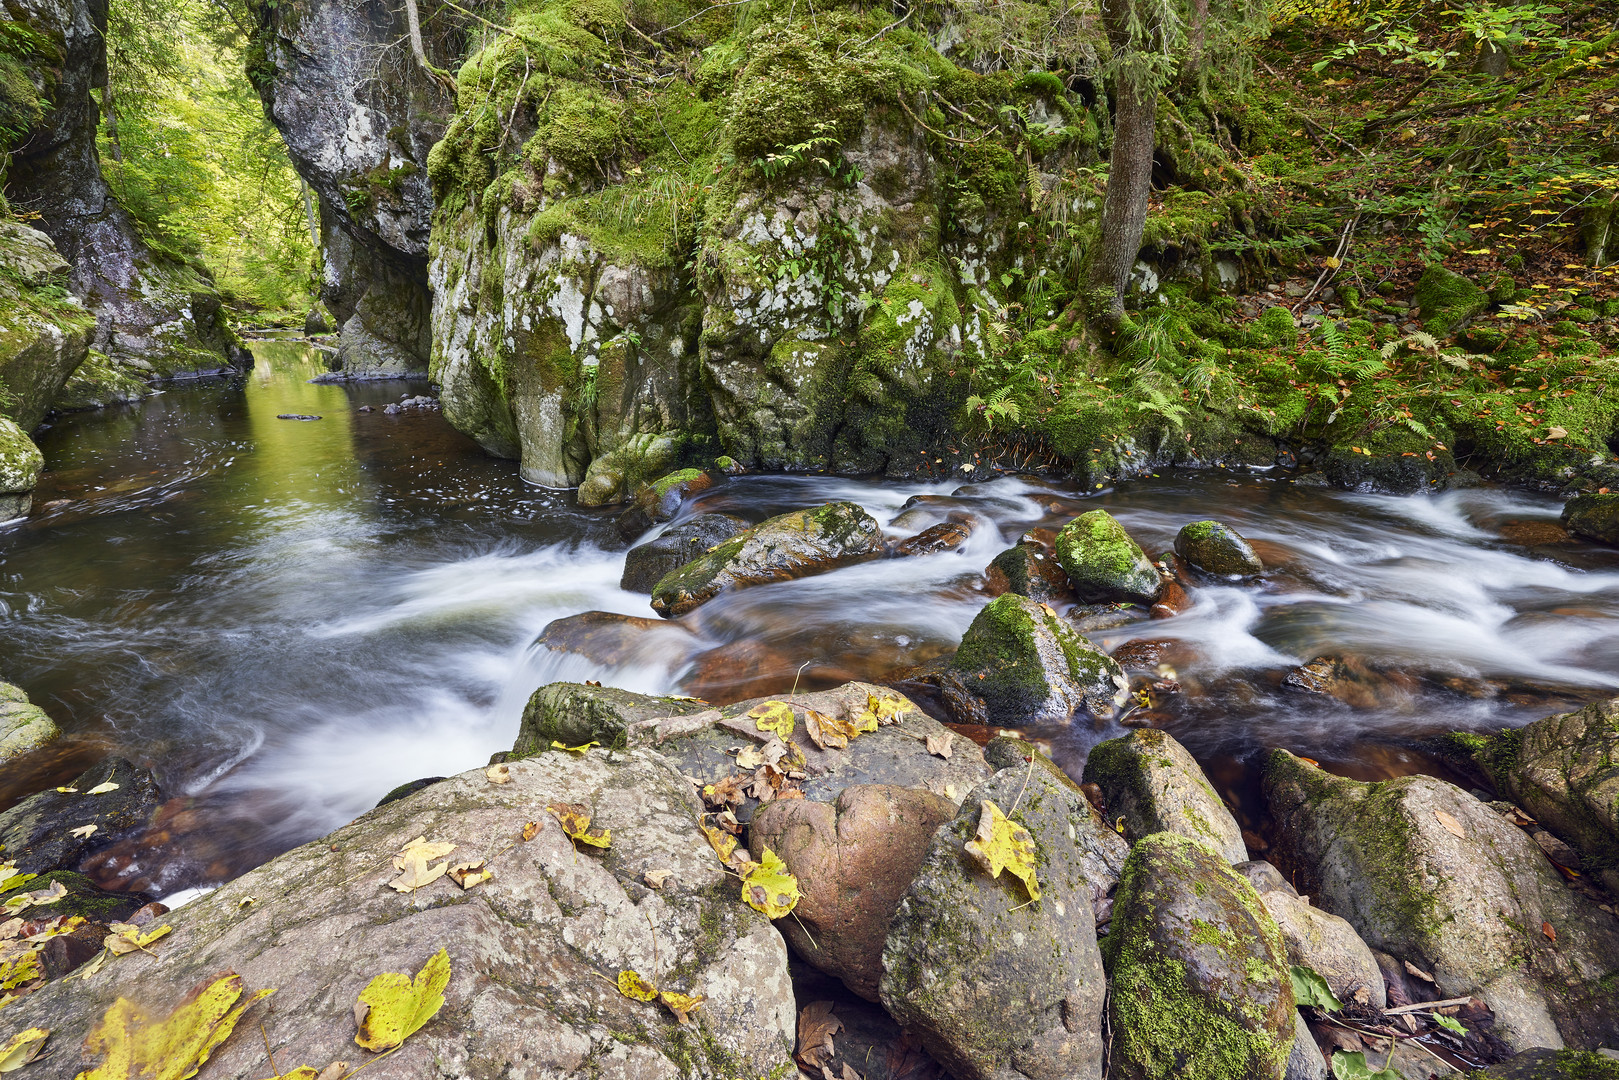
{"left": 1149, "top": 577, "right": 1190, "bottom": 618}
{"left": 303, "top": 301, "right": 335, "bottom": 335}
{"left": 1477, "top": 1048, "right": 1619, "bottom": 1079}
{"left": 0, "top": 417, "right": 45, "bottom": 521}
{"left": 1285, "top": 1012, "right": 1329, "bottom": 1080}
{"left": 1255, "top": 888, "right": 1387, "bottom": 1010}
{"left": 0, "top": 870, "right": 154, "bottom": 981}
{"left": 1235, "top": 859, "right": 1299, "bottom": 897}
{"left": 1054, "top": 509, "right": 1162, "bottom": 605}
{"left": 0, "top": 751, "right": 798, "bottom": 1079}
{"left": 577, "top": 434, "right": 684, "bottom": 509}
{"left": 892, "top": 518, "right": 975, "bottom": 557}
{"left": 1105, "top": 832, "right": 1297, "bottom": 1080}
{"left": 0, "top": 757, "right": 163, "bottom": 876}
{"left": 923, "top": 594, "right": 1128, "bottom": 728}
{"left": 681, "top": 639, "right": 860, "bottom": 705}
{"left": 880, "top": 760, "right": 1129, "bottom": 1080}
{"left": 620, "top": 512, "right": 750, "bottom": 593}
{"left": 614, "top": 468, "right": 716, "bottom": 538}
{"left": 982, "top": 534, "right": 1076, "bottom": 605}
{"left": 532, "top": 610, "right": 699, "bottom": 667}
{"left": 1264, "top": 750, "right": 1619, "bottom": 1050}
{"left": 1175, "top": 519, "right": 1265, "bottom": 576}
{"left": 1562, "top": 493, "right": 1619, "bottom": 546}
{"left": 1067, "top": 604, "right": 1142, "bottom": 632}
{"left": 1461, "top": 697, "right": 1619, "bottom": 896}
{"left": 750, "top": 784, "right": 956, "bottom": 1001}
{"left": 512, "top": 682, "right": 706, "bottom": 756}
{"left": 1082, "top": 729, "right": 1247, "bottom": 863}
{"left": 1283, "top": 656, "right": 1420, "bottom": 710}
{"left": 0, "top": 680, "right": 59, "bottom": 767}
{"left": 788, "top": 964, "right": 949, "bottom": 1080}
{"left": 375, "top": 776, "right": 446, "bottom": 807}
{"left": 651, "top": 502, "right": 883, "bottom": 617}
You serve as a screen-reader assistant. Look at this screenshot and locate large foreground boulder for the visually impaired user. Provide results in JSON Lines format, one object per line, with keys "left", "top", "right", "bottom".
{"left": 1265, "top": 750, "right": 1619, "bottom": 1050}
{"left": 651, "top": 502, "right": 883, "bottom": 617}
{"left": 880, "top": 760, "right": 1130, "bottom": 1080}
{"left": 1054, "top": 510, "right": 1163, "bottom": 605}
{"left": 0, "top": 679, "right": 59, "bottom": 765}
{"left": 0, "top": 750, "right": 798, "bottom": 1078}
{"left": 1082, "top": 729, "right": 1247, "bottom": 863}
{"left": 1104, "top": 832, "right": 1296, "bottom": 1080}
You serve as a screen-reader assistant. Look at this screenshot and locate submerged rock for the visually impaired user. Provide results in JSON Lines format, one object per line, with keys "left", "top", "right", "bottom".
{"left": 892, "top": 518, "right": 976, "bottom": 557}
{"left": 1562, "top": 493, "right": 1619, "bottom": 546}
{"left": 1265, "top": 749, "right": 1619, "bottom": 1050}
{"left": 620, "top": 512, "right": 750, "bottom": 593}
{"left": 0, "top": 681, "right": 58, "bottom": 767}
{"left": 0, "top": 757, "right": 163, "bottom": 876}
{"left": 613, "top": 468, "right": 715, "bottom": 536}
{"left": 512, "top": 682, "right": 706, "bottom": 756}
{"left": 532, "top": 610, "right": 699, "bottom": 668}
{"left": 1104, "top": 832, "right": 1297, "bottom": 1080}
{"left": 1053, "top": 509, "right": 1162, "bottom": 605}
{"left": 650, "top": 502, "right": 883, "bottom": 617}
{"left": 1081, "top": 729, "right": 1247, "bottom": 863}
{"left": 1175, "top": 519, "right": 1265, "bottom": 576}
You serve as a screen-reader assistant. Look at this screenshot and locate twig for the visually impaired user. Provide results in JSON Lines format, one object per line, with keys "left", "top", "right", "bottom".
{"left": 260, "top": 1022, "right": 279, "bottom": 1080}
{"left": 655, "top": 0, "right": 756, "bottom": 36}
{"left": 1383, "top": 996, "right": 1474, "bottom": 1016}
{"left": 842, "top": 9, "right": 910, "bottom": 55}
{"left": 1292, "top": 213, "right": 1359, "bottom": 315}
{"left": 898, "top": 98, "right": 998, "bottom": 146}
{"left": 1009, "top": 753, "right": 1037, "bottom": 815}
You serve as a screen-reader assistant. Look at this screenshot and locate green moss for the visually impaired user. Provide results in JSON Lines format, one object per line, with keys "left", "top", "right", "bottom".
{"left": 1413, "top": 265, "right": 1489, "bottom": 337}
{"left": 1053, "top": 510, "right": 1160, "bottom": 604}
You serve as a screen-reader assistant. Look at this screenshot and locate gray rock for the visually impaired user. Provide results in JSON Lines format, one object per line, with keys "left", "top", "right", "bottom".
{"left": 1053, "top": 509, "right": 1163, "bottom": 605}
{"left": 0, "top": 757, "right": 163, "bottom": 877}
{"left": 1477, "top": 1048, "right": 1619, "bottom": 1079}
{"left": 1265, "top": 749, "right": 1619, "bottom": 1050}
{"left": 1285, "top": 1011, "right": 1329, "bottom": 1080}
{"left": 1236, "top": 859, "right": 1299, "bottom": 897}
{"left": 1563, "top": 494, "right": 1619, "bottom": 546}
{"left": 0, "top": 679, "right": 61, "bottom": 766}
{"left": 1259, "top": 888, "right": 1387, "bottom": 1010}
{"left": 1082, "top": 728, "right": 1247, "bottom": 863}
{"left": 1104, "top": 832, "right": 1297, "bottom": 1080}
{"left": 0, "top": 751, "right": 797, "bottom": 1080}
{"left": 512, "top": 682, "right": 705, "bottom": 756}
{"left": 621, "top": 513, "right": 750, "bottom": 593}
{"left": 1175, "top": 519, "right": 1265, "bottom": 576}
{"left": 0, "top": 420, "right": 44, "bottom": 521}
{"left": 880, "top": 761, "right": 1129, "bottom": 1080}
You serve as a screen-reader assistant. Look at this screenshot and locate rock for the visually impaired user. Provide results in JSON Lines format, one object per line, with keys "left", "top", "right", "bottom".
{"left": 531, "top": 610, "right": 699, "bottom": 668}
{"left": 1413, "top": 265, "right": 1491, "bottom": 336}
{"left": 983, "top": 535, "right": 1076, "bottom": 605}
{"left": 614, "top": 468, "right": 715, "bottom": 536}
{"left": 375, "top": 776, "right": 445, "bottom": 807}
{"left": 1285, "top": 1012, "right": 1329, "bottom": 1080}
{"left": 1477, "top": 1048, "right": 1619, "bottom": 1079}
{"left": 1258, "top": 888, "right": 1387, "bottom": 1010}
{"left": 1236, "top": 859, "right": 1299, "bottom": 897}
{"left": 0, "top": 870, "right": 154, "bottom": 981}
{"left": 0, "top": 757, "right": 163, "bottom": 876}
{"left": 1264, "top": 750, "right": 1619, "bottom": 1050}
{"left": 1149, "top": 577, "right": 1191, "bottom": 618}
{"left": 1175, "top": 519, "right": 1265, "bottom": 576}
{"left": 303, "top": 301, "right": 335, "bottom": 335}
{"left": 880, "top": 759, "right": 1130, "bottom": 1080}
{"left": 1054, "top": 510, "right": 1162, "bottom": 605}
{"left": 1461, "top": 698, "right": 1619, "bottom": 896}
{"left": 1562, "top": 493, "right": 1619, "bottom": 546}
{"left": 0, "top": 751, "right": 798, "bottom": 1079}
{"left": 922, "top": 594, "right": 1128, "bottom": 728}
{"left": 1104, "top": 833, "right": 1297, "bottom": 1080}
{"left": 0, "top": 417, "right": 45, "bottom": 521}
{"left": 749, "top": 784, "right": 956, "bottom": 1001}
{"left": 512, "top": 682, "right": 706, "bottom": 757}
{"left": 620, "top": 513, "right": 750, "bottom": 593}
{"left": 892, "top": 518, "right": 975, "bottom": 557}
{"left": 1081, "top": 728, "right": 1247, "bottom": 863}
{"left": 788, "top": 964, "right": 950, "bottom": 1080}
{"left": 0, "top": 222, "right": 95, "bottom": 430}
{"left": 0, "top": 680, "right": 60, "bottom": 765}
{"left": 650, "top": 502, "right": 883, "bottom": 617}
{"left": 1283, "top": 655, "right": 1419, "bottom": 710}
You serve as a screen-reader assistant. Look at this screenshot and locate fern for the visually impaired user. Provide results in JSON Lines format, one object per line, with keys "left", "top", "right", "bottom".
{"left": 966, "top": 385, "right": 1022, "bottom": 431}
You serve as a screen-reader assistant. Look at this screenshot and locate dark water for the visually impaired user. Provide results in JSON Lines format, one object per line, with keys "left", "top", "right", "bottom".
{"left": 2, "top": 339, "right": 1617, "bottom": 898}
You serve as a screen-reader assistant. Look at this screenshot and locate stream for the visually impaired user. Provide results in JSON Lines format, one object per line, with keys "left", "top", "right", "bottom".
{"left": 2, "top": 339, "right": 1618, "bottom": 899}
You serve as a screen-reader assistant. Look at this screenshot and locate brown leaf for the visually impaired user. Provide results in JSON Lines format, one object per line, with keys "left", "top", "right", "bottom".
{"left": 447, "top": 861, "right": 492, "bottom": 890}
{"left": 644, "top": 870, "right": 671, "bottom": 889}
{"left": 388, "top": 853, "right": 448, "bottom": 894}
{"left": 1541, "top": 921, "right": 1556, "bottom": 943}
{"left": 795, "top": 1001, "right": 842, "bottom": 1069}
{"left": 701, "top": 775, "right": 747, "bottom": 808}
{"left": 1434, "top": 810, "right": 1466, "bottom": 839}
{"left": 925, "top": 732, "right": 954, "bottom": 759}
{"left": 841, "top": 1064, "right": 862, "bottom": 1080}
{"left": 1404, "top": 961, "right": 1435, "bottom": 982}
{"left": 521, "top": 821, "right": 540, "bottom": 842}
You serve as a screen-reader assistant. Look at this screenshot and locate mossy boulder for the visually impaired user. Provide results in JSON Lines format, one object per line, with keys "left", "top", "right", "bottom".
{"left": 0, "top": 757, "right": 163, "bottom": 876}
{"left": 620, "top": 512, "right": 750, "bottom": 593}
{"left": 0, "top": 869, "right": 150, "bottom": 925}
{"left": 0, "top": 679, "right": 59, "bottom": 766}
{"left": 0, "top": 416, "right": 44, "bottom": 521}
{"left": 614, "top": 468, "right": 715, "bottom": 538}
{"left": 983, "top": 536, "right": 1077, "bottom": 606}
{"left": 880, "top": 760, "right": 1130, "bottom": 1080}
{"left": 1054, "top": 510, "right": 1163, "bottom": 606}
{"left": 928, "top": 594, "right": 1129, "bottom": 728}
{"left": 578, "top": 434, "right": 685, "bottom": 509}
{"left": 650, "top": 502, "right": 882, "bottom": 617}
{"left": 303, "top": 301, "right": 336, "bottom": 335}
{"left": 1413, "top": 265, "right": 1490, "bottom": 336}
{"left": 1082, "top": 729, "right": 1247, "bottom": 863}
{"left": 1478, "top": 1049, "right": 1619, "bottom": 1079}
{"left": 1174, "top": 520, "right": 1264, "bottom": 577}
{"left": 1562, "top": 493, "right": 1619, "bottom": 546}
{"left": 1263, "top": 750, "right": 1619, "bottom": 1050}
{"left": 1103, "top": 832, "right": 1296, "bottom": 1080}
{"left": 512, "top": 682, "right": 705, "bottom": 755}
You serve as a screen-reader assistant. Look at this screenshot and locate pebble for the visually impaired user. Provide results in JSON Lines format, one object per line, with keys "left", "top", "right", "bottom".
{"left": 276, "top": 414, "right": 322, "bottom": 421}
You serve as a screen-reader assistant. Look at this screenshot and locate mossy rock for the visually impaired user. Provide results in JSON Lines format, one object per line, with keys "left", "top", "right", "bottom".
{"left": 0, "top": 416, "right": 43, "bottom": 504}
{"left": 1174, "top": 520, "right": 1263, "bottom": 577}
{"left": 0, "top": 679, "right": 59, "bottom": 766}
{"left": 1082, "top": 729, "right": 1247, "bottom": 863}
{"left": 1245, "top": 306, "right": 1298, "bottom": 350}
{"left": 614, "top": 468, "right": 715, "bottom": 539}
{"left": 0, "top": 757, "right": 163, "bottom": 876}
{"left": 1476, "top": 1048, "right": 1619, "bottom": 1080}
{"left": 983, "top": 539, "right": 1076, "bottom": 606}
{"left": 1054, "top": 510, "right": 1162, "bottom": 605}
{"left": 1413, "top": 265, "right": 1490, "bottom": 336}
{"left": 1103, "top": 832, "right": 1296, "bottom": 1080}
{"left": 0, "top": 870, "right": 151, "bottom": 925}
{"left": 513, "top": 682, "right": 705, "bottom": 755}
{"left": 621, "top": 513, "right": 749, "bottom": 593}
{"left": 1562, "top": 493, "right": 1619, "bottom": 546}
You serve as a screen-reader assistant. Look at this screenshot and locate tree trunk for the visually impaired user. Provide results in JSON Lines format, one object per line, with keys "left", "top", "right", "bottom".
{"left": 402, "top": 0, "right": 456, "bottom": 94}
{"left": 1183, "top": 0, "right": 1209, "bottom": 84}
{"left": 1089, "top": 0, "right": 1159, "bottom": 327}
{"left": 102, "top": 83, "right": 122, "bottom": 163}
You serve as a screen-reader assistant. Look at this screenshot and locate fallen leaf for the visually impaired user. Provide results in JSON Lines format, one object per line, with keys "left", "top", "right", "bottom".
{"left": 701, "top": 774, "right": 747, "bottom": 808}
{"left": 237, "top": 897, "right": 257, "bottom": 910}
{"left": 616, "top": 969, "right": 658, "bottom": 1002}
{"left": 78, "top": 972, "right": 274, "bottom": 1080}
{"left": 1542, "top": 921, "right": 1556, "bottom": 943}
{"left": 796, "top": 1000, "right": 843, "bottom": 1069}
{"left": 1434, "top": 810, "right": 1466, "bottom": 839}
{"left": 484, "top": 764, "right": 511, "bottom": 784}
{"left": 840, "top": 1065, "right": 862, "bottom": 1080}
{"left": 964, "top": 800, "right": 1040, "bottom": 902}
{"left": 447, "top": 862, "right": 493, "bottom": 890}
{"left": 854, "top": 693, "right": 906, "bottom": 728}
{"left": 804, "top": 709, "right": 871, "bottom": 750}
{"left": 1404, "top": 961, "right": 1435, "bottom": 982}
{"left": 925, "top": 733, "right": 954, "bottom": 759}
{"left": 699, "top": 817, "right": 748, "bottom": 871}
{"left": 70, "top": 824, "right": 98, "bottom": 839}
{"left": 749, "top": 701, "right": 796, "bottom": 739}
{"left": 734, "top": 745, "right": 766, "bottom": 769}
{"left": 54, "top": 787, "right": 78, "bottom": 794}
{"left": 105, "top": 922, "right": 173, "bottom": 956}
{"left": 354, "top": 948, "right": 451, "bottom": 1052}
{"left": 0, "top": 951, "right": 41, "bottom": 992}
{"left": 546, "top": 802, "right": 610, "bottom": 849}
{"left": 521, "top": 821, "right": 540, "bottom": 842}
{"left": 658, "top": 989, "right": 705, "bottom": 1024}
{"left": 550, "top": 740, "right": 599, "bottom": 755}
{"left": 85, "top": 782, "right": 121, "bottom": 796}
{"left": 742, "top": 848, "right": 800, "bottom": 919}
{"left": 388, "top": 854, "right": 449, "bottom": 894}
{"left": 644, "top": 870, "right": 672, "bottom": 889}
{"left": 1545, "top": 426, "right": 1567, "bottom": 441}
{"left": 0, "top": 1027, "right": 48, "bottom": 1072}
{"left": 314, "top": 1065, "right": 349, "bottom": 1080}
{"left": 391, "top": 837, "right": 456, "bottom": 871}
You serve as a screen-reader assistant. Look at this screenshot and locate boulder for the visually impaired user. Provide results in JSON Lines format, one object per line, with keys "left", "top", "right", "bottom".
{"left": 1081, "top": 729, "right": 1247, "bottom": 863}
{"left": 531, "top": 610, "right": 700, "bottom": 668}
{"left": 880, "top": 760, "right": 1130, "bottom": 1080}
{"left": 923, "top": 594, "right": 1128, "bottom": 728}
{"left": 0, "top": 870, "right": 156, "bottom": 982}
{"left": 983, "top": 534, "right": 1076, "bottom": 605}
{"left": 1477, "top": 1049, "right": 1619, "bottom": 1079}
{"left": 0, "top": 221, "right": 95, "bottom": 432}
{"left": 1264, "top": 750, "right": 1619, "bottom": 1050}
{"left": 0, "top": 679, "right": 59, "bottom": 765}
{"left": 0, "top": 417, "right": 44, "bottom": 521}
{"left": 749, "top": 784, "right": 956, "bottom": 1001}
{"left": 1175, "top": 520, "right": 1265, "bottom": 577}
{"left": 511, "top": 682, "right": 706, "bottom": 757}
{"left": 1104, "top": 832, "right": 1297, "bottom": 1080}
{"left": 1256, "top": 889, "right": 1386, "bottom": 1010}
{"left": 614, "top": 468, "right": 716, "bottom": 537}
{"left": 303, "top": 301, "right": 335, "bottom": 335}
{"left": 650, "top": 502, "right": 883, "bottom": 617}
{"left": 1053, "top": 510, "right": 1162, "bottom": 605}
{"left": 620, "top": 513, "right": 750, "bottom": 593}
{"left": 0, "top": 757, "right": 163, "bottom": 876}
{"left": 892, "top": 518, "right": 975, "bottom": 557}
{"left": 1561, "top": 493, "right": 1619, "bottom": 546}
{"left": 0, "top": 750, "right": 798, "bottom": 1079}
{"left": 1413, "top": 264, "right": 1490, "bottom": 336}
{"left": 1461, "top": 698, "right": 1619, "bottom": 896}
{"left": 1285, "top": 1012, "right": 1329, "bottom": 1080}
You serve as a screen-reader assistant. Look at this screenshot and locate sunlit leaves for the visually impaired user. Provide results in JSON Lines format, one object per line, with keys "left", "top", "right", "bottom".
{"left": 353, "top": 948, "right": 450, "bottom": 1052}
{"left": 546, "top": 803, "right": 611, "bottom": 849}
{"left": 748, "top": 701, "right": 796, "bottom": 739}
{"left": 741, "top": 848, "right": 800, "bottom": 919}
{"left": 616, "top": 970, "right": 658, "bottom": 1002}
{"left": 964, "top": 800, "right": 1040, "bottom": 902}
{"left": 78, "top": 973, "right": 274, "bottom": 1080}
{"left": 0, "top": 1028, "right": 48, "bottom": 1072}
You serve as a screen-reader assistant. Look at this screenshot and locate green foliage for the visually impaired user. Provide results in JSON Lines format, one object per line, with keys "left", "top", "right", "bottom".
{"left": 1330, "top": 1051, "right": 1401, "bottom": 1080}
{"left": 1289, "top": 965, "right": 1344, "bottom": 1012}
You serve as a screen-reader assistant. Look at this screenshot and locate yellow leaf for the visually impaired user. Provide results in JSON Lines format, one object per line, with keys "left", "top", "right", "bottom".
{"left": 104, "top": 922, "right": 173, "bottom": 956}
{"left": 742, "top": 848, "right": 800, "bottom": 919}
{"left": 447, "top": 862, "right": 492, "bottom": 890}
{"left": 550, "top": 740, "right": 599, "bottom": 755}
{"left": 546, "top": 803, "right": 610, "bottom": 849}
{"left": 964, "top": 800, "right": 1041, "bottom": 902}
{"left": 803, "top": 709, "right": 868, "bottom": 750}
{"left": 85, "top": 782, "right": 120, "bottom": 796}
{"left": 520, "top": 821, "right": 540, "bottom": 842}
{"left": 616, "top": 970, "right": 658, "bottom": 1002}
{"left": 854, "top": 693, "right": 907, "bottom": 729}
{"left": 387, "top": 854, "right": 448, "bottom": 894}
{"left": 70, "top": 824, "right": 98, "bottom": 839}
{"left": 748, "top": 701, "right": 795, "bottom": 739}
{"left": 0, "top": 1028, "right": 48, "bottom": 1072}
{"left": 658, "top": 990, "right": 705, "bottom": 1024}
{"left": 1323, "top": 256, "right": 1340, "bottom": 269}
{"left": 699, "top": 817, "right": 744, "bottom": 870}
{"left": 353, "top": 948, "right": 451, "bottom": 1052}
{"left": 484, "top": 764, "right": 511, "bottom": 784}
{"left": 54, "top": 787, "right": 78, "bottom": 794}
{"left": 78, "top": 972, "right": 274, "bottom": 1080}
{"left": 391, "top": 837, "right": 456, "bottom": 870}
{"left": 0, "top": 952, "right": 41, "bottom": 992}
{"left": 254, "top": 1061, "right": 350, "bottom": 1080}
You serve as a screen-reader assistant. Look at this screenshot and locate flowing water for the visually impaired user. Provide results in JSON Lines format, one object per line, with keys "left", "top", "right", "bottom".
{"left": 3, "top": 339, "right": 1618, "bottom": 896}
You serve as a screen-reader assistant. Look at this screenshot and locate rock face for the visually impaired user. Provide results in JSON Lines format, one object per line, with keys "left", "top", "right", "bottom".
{"left": 1104, "top": 833, "right": 1297, "bottom": 1080}
{"left": 1082, "top": 729, "right": 1247, "bottom": 863}
{"left": 749, "top": 783, "right": 956, "bottom": 1001}
{"left": 1265, "top": 750, "right": 1619, "bottom": 1050}
{"left": 1562, "top": 493, "right": 1619, "bottom": 546}
{"left": 0, "top": 417, "right": 45, "bottom": 521}
{"left": 0, "top": 750, "right": 799, "bottom": 1079}
{"left": 0, "top": 220, "right": 94, "bottom": 430}
{"left": 0, "top": 680, "right": 60, "bottom": 766}
{"left": 0, "top": 757, "right": 162, "bottom": 876}
{"left": 650, "top": 502, "right": 883, "bottom": 617}
{"left": 926, "top": 594, "right": 1128, "bottom": 728}
{"left": 1054, "top": 510, "right": 1163, "bottom": 605}
{"left": 1174, "top": 519, "right": 1264, "bottom": 576}
{"left": 512, "top": 681, "right": 705, "bottom": 756}
{"left": 881, "top": 761, "right": 1130, "bottom": 1080}
{"left": 621, "top": 512, "right": 750, "bottom": 592}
